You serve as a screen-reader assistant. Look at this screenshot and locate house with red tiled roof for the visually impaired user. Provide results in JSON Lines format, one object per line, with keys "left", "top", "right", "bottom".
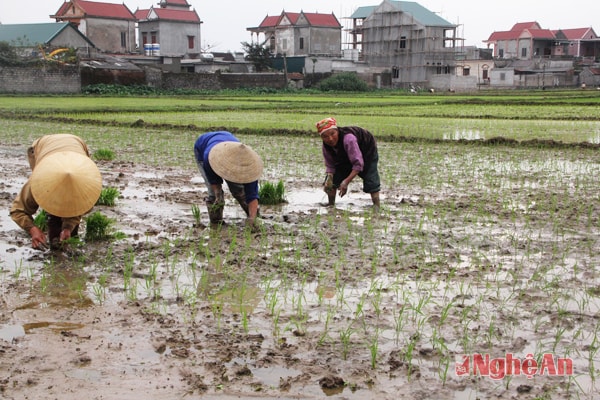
{"left": 135, "top": 0, "right": 202, "bottom": 57}
{"left": 51, "top": 0, "right": 136, "bottom": 54}
{"left": 485, "top": 22, "right": 556, "bottom": 59}
{"left": 485, "top": 22, "right": 599, "bottom": 60}
{"left": 483, "top": 21, "right": 600, "bottom": 88}
{"left": 553, "top": 27, "right": 598, "bottom": 58}
{"left": 247, "top": 11, "right": 342, "bottom": 57}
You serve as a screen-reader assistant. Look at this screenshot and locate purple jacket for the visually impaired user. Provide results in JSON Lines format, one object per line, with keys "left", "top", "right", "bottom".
{"left": 322, "top": 126, "right": 378, "bottom": 173}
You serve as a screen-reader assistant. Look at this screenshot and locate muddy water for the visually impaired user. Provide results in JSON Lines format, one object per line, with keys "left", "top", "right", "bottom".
{"left": 1, "top": 143, "right": 600, "bottom": 400}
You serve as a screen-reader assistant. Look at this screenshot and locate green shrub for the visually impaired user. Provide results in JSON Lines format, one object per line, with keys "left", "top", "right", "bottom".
{"left": 97, "top": 187, "right": 120, "bottom": 206}
{"left": 318, "top": 72, "right": 369, "bottom": 92}
{"left": 259, "top": 180, "right": 286, "bottom": 205}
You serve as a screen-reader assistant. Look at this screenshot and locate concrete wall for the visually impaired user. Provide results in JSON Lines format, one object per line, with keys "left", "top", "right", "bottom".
{"left": 429, "top": 74, "right": 479, "bottom": 92}
{"left": 139, "top": 20, "right": 202, "bottom": 57}
{"left": 0, "top": 66, "right": 81, "bottom": 94}
{"left": 218, "top": 73, "right": 287, "bottom": 90}
{"left": 274, "top": 26, "right": 341, "bottom": 57}
{"left": 84, "top": 18, "right": 136, "bottom": 54}
{"left": 160, "top": 72, "right": 221, "bottom": 90}
{"left": 0, "top": 66, "right": 287, "bottom": 93}
{"left": 155, "top": 72, "right": 287, "bottom": 91}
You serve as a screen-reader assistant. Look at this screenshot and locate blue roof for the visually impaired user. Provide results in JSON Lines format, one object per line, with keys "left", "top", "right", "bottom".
{"left": 0, "top": 22, "right": 94, "bottom": 47}
{"left": 349, "top": 6, "right": 378, "bottom": 19}
{"left": 350, "top": 1, "right": 454, "bottom": 27}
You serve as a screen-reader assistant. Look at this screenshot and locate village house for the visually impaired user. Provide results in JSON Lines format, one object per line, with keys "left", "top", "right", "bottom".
{"left": 0, "top": 22, "right": 95, "bottom": 58}
{"left": 51, "top": 0, "right": 136, "bottom": 54}
{"left": 134, "top": 0, "right": 202, "bottom": 58}
{"left": 3, "top": 0, "right": 600, "bottom": 91}
{"left": 485, "top": 22, "right": 599, "bottom": 60}
{"left": 484, "top": 22, "right": 600, "bottom": 88}
{"left": 247, "top": 11, "right": 342, "bottom": 58}
{"left": 347, "top": 0, "right": 461, "bottom": 88}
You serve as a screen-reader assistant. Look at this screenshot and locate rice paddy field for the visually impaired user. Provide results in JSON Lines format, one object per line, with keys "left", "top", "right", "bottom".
{"left": 0, "top": 89, "right": 600, "bottom": 400}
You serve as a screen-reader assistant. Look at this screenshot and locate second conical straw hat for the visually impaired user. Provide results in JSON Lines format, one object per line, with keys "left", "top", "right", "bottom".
{"left": 208, "top": 142, "right": 263, "bottom": 184}
{"left": 30, "top": 151, "right": 102, "bottom": 217}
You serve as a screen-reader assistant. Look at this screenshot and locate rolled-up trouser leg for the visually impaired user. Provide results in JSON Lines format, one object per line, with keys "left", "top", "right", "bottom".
{"left": 227, "top": 181, "right": 251, "bottom": 216}
{"left": 206, "top": 199, "right": 224, "bottom": 224}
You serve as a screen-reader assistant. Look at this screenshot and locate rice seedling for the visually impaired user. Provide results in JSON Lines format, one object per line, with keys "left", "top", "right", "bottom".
{"left": 96, "top": 187, "right": 120, "bottom": 206}
{"left": 339, "top": 322, "right": 355, "bottom": 361}
{"left": 12, "top": 260, "right": 23, "bottom": 280}
{"left": 259, "top": 180, "right": 286, "bottom": 205}
{"left": 93, "top": 148, "right": 115, "bottom": 161}
{"left": 191, "top": 204, "right": 201, "bottom": 226}
{"left": 84, "top": 211, "right": 122, "bottom": 241}
{"left": 33, "top": 209, "right": 48, "bottom": 231}
{"left": 368, "top": 328, "right": 380, "bottom": 369}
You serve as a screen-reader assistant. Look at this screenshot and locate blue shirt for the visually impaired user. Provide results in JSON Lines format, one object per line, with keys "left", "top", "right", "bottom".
{"left": 194, "top": 131, "right": 259, "bottom": 203}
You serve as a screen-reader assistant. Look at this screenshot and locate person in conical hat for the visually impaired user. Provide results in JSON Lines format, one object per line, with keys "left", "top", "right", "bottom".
{"left": 315, "top": 117, "right": 381, "bottom": 211}
{"left": 10, "top": 134, "right": 102, "bottom": 250}
{"left": 194, "top": 131, "right": 263, "bottom": 229}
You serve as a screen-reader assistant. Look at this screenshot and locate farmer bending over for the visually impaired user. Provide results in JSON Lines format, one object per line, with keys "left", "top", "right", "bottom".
{"left": 10, "top": 134, "right": 102, "bottom": 250}
{"left": 316, "top": 117, "right": 381, "bottom": 211}
{"left": 194, "top": 131, "right": 263, "bottom": 229}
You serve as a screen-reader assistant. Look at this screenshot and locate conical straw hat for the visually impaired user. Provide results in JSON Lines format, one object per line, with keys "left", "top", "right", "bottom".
{"left": 30, "top": 151, "right": 102, "bottom": 217}
{"left": 208, "top": 142, "right": 263, "bottom": 184}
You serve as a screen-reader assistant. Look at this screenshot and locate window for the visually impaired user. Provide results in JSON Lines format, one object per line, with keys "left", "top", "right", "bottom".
{"left": 151, "top": 33, "right": 157, "bottom": 43}
{"left": 392, "top": 66, "right": 399, "bottom": 79}
{"left": 188, "top": 35, "right": 195, "bottom": 49}
{"left": 282, "top": 39, "right": 287, "bottom": 50}
{"left": 500, "top": 73, "right": 506, "bottom": 81}
{"left": 521, "top": 47, "right": 527, "bottom": 57}
{"left": 121, "top": 32, "right": 126, "bottom": 48}
{"left": 299, "top": 37, "right": 304, "bottom": 50}
{"left": 400, "top": 36, "right": 406, "bottom": 49}
{"left": 498, "top": 49, "right": 504, "bottom": 58}
{"left": 463, "top": 66, "right": 470, "bottom": 76}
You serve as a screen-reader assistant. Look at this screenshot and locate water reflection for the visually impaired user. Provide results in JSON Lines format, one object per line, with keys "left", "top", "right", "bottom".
{"left": 444, "top": 130, "right": 483, "bottom": 141}
{"left": 0, "top": 324, "right": 25, "bottom": 342}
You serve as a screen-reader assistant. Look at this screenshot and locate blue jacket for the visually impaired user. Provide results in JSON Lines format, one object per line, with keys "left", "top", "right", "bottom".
{"left": 194, "top": 131, "right": 259, "bottom": 203}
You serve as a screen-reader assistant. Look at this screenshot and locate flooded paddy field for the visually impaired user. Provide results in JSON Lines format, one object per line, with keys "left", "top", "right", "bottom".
{"left": 1, "top": 131, "right": 600, "bottom": 400}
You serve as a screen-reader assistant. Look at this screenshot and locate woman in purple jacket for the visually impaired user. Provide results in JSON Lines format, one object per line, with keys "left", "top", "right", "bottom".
{"left": 316, "top": 117, "right": 381, "bottom": 211}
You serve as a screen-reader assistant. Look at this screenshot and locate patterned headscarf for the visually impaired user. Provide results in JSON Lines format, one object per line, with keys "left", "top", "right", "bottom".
{"left": 316, "top": 117, "right": 337, "bottom": 135}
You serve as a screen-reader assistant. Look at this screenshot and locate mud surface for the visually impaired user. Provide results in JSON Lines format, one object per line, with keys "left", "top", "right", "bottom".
{"left": 1, "top": 141, "right": 599, "bottom": 400}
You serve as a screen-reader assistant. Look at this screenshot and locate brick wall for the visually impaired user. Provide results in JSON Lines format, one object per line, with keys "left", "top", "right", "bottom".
{"left": 218, "top": 73, "right": 287, "bottom": 89}
{"left": 0, "top": 66, "right": 81, "bottom": 94}
{"left": 160, "top": 72, "right": 221, "bottom": 90}
{"left": 0, "top": 66, "right": 288, "bottom": 93}
{"left": 158, "top": 72, "right": 287, "bottom": 91}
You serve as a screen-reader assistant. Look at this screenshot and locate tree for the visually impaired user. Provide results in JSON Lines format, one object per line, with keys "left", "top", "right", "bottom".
{"left": 0, "top": 41, "right": 19, "bottom": 65}
{"left": 241, "top": 41, "right": 272, "bottom": 72}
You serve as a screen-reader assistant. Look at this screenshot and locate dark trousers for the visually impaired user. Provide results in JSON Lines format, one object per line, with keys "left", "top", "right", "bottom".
{"left": 47, "top": 214, "right": 78, "bottom": 244}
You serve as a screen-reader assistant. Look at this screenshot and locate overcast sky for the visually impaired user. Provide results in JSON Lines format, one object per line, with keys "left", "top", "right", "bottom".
{"left": 1, "top": 0, "right": 599, "bottom": 52}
